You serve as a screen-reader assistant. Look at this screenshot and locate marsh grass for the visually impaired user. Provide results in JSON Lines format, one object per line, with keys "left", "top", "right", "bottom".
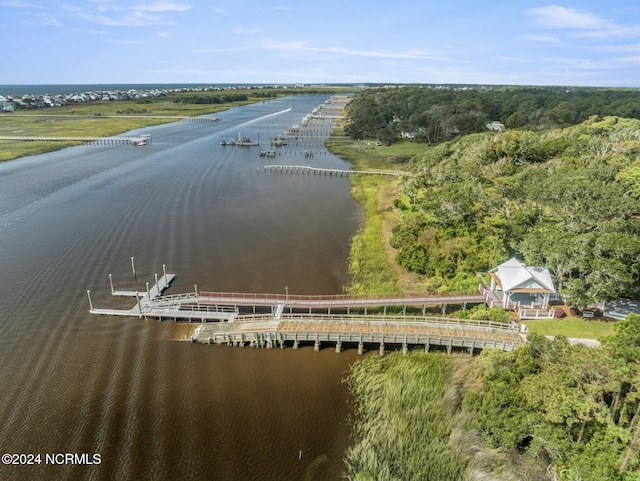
{"left": 345, "top": 352, "right": 467, "bottom": 481}
{"left": 326, "top": 136, "right": 403, "bottom": 295}
{"left": 345, "top": 353, "right": 549, "bottom": 481}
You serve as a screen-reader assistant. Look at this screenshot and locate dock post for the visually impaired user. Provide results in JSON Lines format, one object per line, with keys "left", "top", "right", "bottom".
{"left": 358, "top": 342, "right": 364, "bottom": 355}
{"left": 314, "top": 338, "right": 321, "bottom": 351}
{"left": 109, "top": 274, "right": 114, "bottom": 294}
{"left": 379, "top": 342, "right": 385, "bottom": 357}
{"left": 335, "top": 340, "right": 342, "bottom": 353}
{"left": 131, "top": 257, "right": 136, "bottom": 278}
{"left": 425, "top": 341, "right": 430, "bottom": 353}
{"left": 402, "top": 340, "right": 408, "bottom": 355}
{"left": 87, "top": 290, "right": 93, "bottom": 311}
{"left": 135, "top": 291, "right": 142, "bottom": 318}
{"left": 154, "top": 273, "right": 159, "bottom": 294}
{"left": 146, "top": 282, "right": 150, "bottom": 299}
{"left": 162, "top": 264, "right": 167, "bottom": 285}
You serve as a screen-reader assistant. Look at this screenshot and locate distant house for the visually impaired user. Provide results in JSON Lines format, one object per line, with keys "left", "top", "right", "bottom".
{"left": 486, "top": 121, "right": 505, "bottom": 131}
{"left": 0, "top": 101, "right": 15, "bottom": 112}
{"left": 401, "top": 131, "right": 416, "bottom": 140}
{"left": 481, "top": 257, "right": 556, "bottom": 319}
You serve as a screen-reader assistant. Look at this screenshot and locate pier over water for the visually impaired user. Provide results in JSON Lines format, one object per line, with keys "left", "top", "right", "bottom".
{"left": 88, "top": 268, "right": 522, "bottom": 354}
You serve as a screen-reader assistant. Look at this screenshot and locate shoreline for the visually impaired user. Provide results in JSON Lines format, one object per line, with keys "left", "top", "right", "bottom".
{"left": 0, "top": 100, "right": 256, "bottom": 162}
{"left": 326, "top": 130, "right": 425, "bottom": 295}
{"left": 0, "top": 87, "right": 355, "bottom": 162}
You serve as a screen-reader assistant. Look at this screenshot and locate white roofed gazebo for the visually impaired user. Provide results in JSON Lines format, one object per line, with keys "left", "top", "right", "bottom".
{"left": 482, "top": 258, "right": 557, "bottom": 319}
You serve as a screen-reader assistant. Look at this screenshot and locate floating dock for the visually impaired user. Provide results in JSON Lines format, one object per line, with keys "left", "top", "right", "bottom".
{"left": 87, "top": 263, "right": 236, "bottom": 322}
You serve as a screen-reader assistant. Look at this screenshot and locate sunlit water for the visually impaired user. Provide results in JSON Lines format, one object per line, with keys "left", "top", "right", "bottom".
{"left": 0, "top": 95, "right": 362, "bottom": 480}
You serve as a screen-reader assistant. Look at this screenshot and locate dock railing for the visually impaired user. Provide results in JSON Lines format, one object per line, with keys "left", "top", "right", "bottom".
{"left": 228, "top": 313, "right": 517, "bottom": 332}
{"left": 198, "top": 290, "right": 483, "bottom": 306}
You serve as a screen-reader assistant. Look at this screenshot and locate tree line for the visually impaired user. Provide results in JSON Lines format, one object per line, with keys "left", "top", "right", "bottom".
{"left": 345, "top": 85, "right": 640, "bottom": 144}
{"left": 466, "top": 315, "right": 640, "bottom": 480}
{"left": 390, "top": 115, "right": 640, "bottom": 306}
{"left": 172, "top": 93, "right": 250, "bottom": 104}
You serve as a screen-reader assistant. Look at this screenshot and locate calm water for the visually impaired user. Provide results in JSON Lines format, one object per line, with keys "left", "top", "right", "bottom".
{"left": 0, "top": 95, "right": 362, "bottom": 480}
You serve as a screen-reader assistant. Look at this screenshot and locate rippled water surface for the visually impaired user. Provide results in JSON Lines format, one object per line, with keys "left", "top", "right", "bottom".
{"left": 0, "top": 95, "right": 362, "bottom": 480}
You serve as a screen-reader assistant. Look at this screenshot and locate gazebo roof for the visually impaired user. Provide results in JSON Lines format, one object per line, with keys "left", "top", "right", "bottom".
{"left": 489, "top": 258, "right": 556, "bottom": 294}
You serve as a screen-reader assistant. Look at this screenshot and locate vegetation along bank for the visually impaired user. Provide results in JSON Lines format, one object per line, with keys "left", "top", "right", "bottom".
{"left": 333, "top": 86, "right": 640, "bottom": 480}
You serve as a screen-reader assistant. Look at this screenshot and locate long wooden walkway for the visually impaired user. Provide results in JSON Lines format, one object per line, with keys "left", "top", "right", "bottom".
{"left": 89, "top": 273, "right": 484, "bottom": 320}
{"left": 191, "top": 313, "right": 524, "bottom": 354}
{"left": 263, "top": 164, "right": 411, "bottom": 177}
{"left": 0, "top": 134, "right": 151, "bottom": 146}
{"left": 197, "top": 290, "right": 484, "bottom": 313}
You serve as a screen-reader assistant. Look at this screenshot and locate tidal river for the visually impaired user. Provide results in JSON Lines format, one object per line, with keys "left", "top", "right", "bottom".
{"left": 0, "top": 94, "right": 362, "bottom": 480}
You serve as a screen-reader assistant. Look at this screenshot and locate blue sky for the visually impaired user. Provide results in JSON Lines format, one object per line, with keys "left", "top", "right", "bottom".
{"left": 2, "top": 1, "right": 640, "bottom": 86}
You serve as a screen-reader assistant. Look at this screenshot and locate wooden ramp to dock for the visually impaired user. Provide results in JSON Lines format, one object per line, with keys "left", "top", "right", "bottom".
{"left": 192, "top": 313, "right": 524, "bottom": 354}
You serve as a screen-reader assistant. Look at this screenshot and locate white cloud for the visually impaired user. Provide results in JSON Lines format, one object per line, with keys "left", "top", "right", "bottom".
{"left": 596, "top": 43, "right": 640, "bottom": 52}
{"left": 523, "top": 34, "right": 561, "bottom": 44}
{"left": 527, "top": 5, "right": 606, "bottom": 29}
{"left": 257, "top": 39, "right": 450, "bottom": 61}
{"left": 526, "top": 5, "right": 640, "bottom": 38}
{"left": 233, "top": 26, "right": 258, "bottom": 34}
{"left": 194, "top": 39, "right": 450, "bottom": 62}
{"left": 64, "top": 1, "right": 191, "bottom": 27}
{"left": 496, "top": 56, "right": 533, "bottom": 64}
{"left": 618, "top": 55, "right": 640, "bottom": 63}
{"left": 136, "top": 2, "right": 190, "bottom": 13}
{"left": 0, "top": 1, "right": 45, "bottom": 7}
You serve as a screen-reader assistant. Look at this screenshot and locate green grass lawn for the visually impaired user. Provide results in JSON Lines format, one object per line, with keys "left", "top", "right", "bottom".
{"left": 367, "top": 139, "right": 432, "bottom": 157}
{"left": 524, "top": 317, "right": 616, "bottom": 339}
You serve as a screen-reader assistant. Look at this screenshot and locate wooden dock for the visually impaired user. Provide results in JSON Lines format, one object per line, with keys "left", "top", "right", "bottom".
{"left": 197, "top": 291, "right": 484, "bottom": 315}
{"left": 88, "top": 268, "right": 522, "bottom": 354}
{"left": 263, "top": 164, "right": 412, "bottom": 177}
{"left": 191, "top": 313, "right": 524, "bottom": 354}
{"left": 0, "top": 134, "right": 152, "bottom": 146}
